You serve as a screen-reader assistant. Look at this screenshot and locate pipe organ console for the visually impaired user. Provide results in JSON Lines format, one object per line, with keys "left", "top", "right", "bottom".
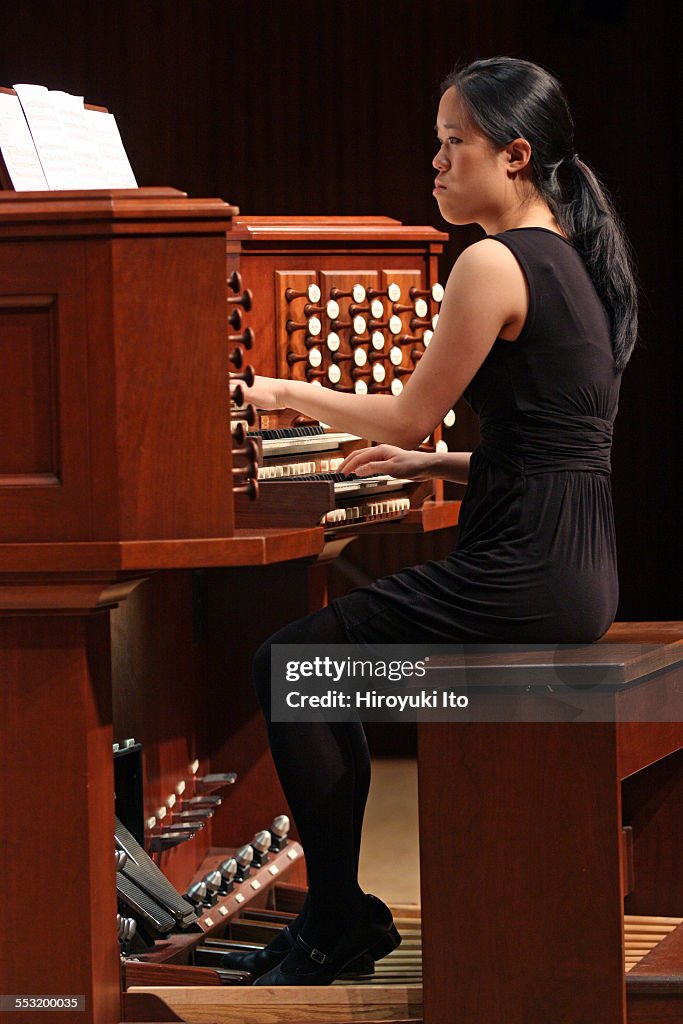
{"left": 227, "top": 216, "right": 460, "bottom": 537}
{"left": 0, "top": 186, "right": 460, "bottom": 1024}
{"left": 3, "top": 180, "right": 680, "bottom": 1024}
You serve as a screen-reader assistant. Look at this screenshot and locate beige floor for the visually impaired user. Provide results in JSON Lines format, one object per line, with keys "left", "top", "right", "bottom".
{"left": 357, "top": 758, "right": 421, "bottom": 907}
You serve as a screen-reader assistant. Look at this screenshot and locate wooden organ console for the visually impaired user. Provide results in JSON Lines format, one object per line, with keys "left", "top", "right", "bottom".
{"left": 0, "top": 190, "right": 459, "bottom": 1024}
{"left": 1, "top": 185, "right": 681, "bottom": 1024}
{"left": 229, "top": 216, "right": 460, "bottom": 538}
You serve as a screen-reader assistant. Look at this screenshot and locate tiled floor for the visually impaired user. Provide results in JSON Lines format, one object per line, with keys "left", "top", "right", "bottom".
{"left": 357, "top": 757, "right": 420, "bottom": 906}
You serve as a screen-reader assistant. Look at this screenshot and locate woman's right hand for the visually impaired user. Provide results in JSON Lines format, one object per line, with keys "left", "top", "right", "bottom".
{"left": 339, "top": 444, "right": 436, "bottom": 480}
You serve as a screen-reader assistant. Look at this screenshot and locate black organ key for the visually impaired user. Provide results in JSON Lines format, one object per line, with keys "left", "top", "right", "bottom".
{"left": 248, "top": 425, "right": 327, "bottom": 439}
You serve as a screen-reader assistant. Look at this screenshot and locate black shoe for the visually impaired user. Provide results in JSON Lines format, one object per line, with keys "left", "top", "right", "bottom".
{"left": 253, "top": 894, "right": 401, "bottom": 986}
{"left": 219, "top": 924, "right": 375, "bottom": 979}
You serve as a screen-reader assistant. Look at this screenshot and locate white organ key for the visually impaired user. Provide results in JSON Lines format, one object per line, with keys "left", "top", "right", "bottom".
{"left": 352, "top": 284, "right": 366, "bottom": 303}
{"left": 371, "top": 331, "right": 385, "bottom": 350}
{"left": 370, "top": 298, "right": 384, "bottom": 319}
{"left": 443, "top": 409, "right": 456, "bottom": 428}
{"left": 372, "top": 363, "right": 386, "bottom": 383}
{"left": 355, "top": 379, "right": 368, "bottom": 395}
{"left": 353, "top": 347, "right": 368, "bottom": 367}
{"left": 308, "top": 316, "right": 322, "bottom": 336}
{"left": 320, "top": 459, "right": 329, "bottom": 472}
{"left": 387, "top": 282, "right": 401, "bottom": 302}
{"left": 432, "top": 282, "right": 445, "bottom": 302}
{"left": 352, "top": 314, "right": 367, "bottom": 335}
{"left": 308, "top": 347, "right": 322, "bottom": 367}
{"left": 414, "top": 298, "right": 429, "bottom": 318}
{"left": 389, "top": 314, "right": 402, "bottom": 335}
{"left": 327, "top": 332, "right": 341, "bottom": 351}
{"left": 327, "top": 364, "right": 342, "bottom": 384}
{"left": 326, "top": 299, "right": 340, "bottom": 319}
{"left": 391, "top": 378, "right": 404, "bottom": 395}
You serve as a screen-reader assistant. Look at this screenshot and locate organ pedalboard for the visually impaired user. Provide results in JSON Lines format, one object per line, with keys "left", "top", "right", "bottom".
{"left": 227, "top": 216, "right": 458, "bottom": 534}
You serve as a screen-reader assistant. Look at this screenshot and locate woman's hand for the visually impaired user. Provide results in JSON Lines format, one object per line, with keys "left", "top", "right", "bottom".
{"left": 339, "top": 444, "right": 437, "bottom": 480}
{"left": 231, "top": 375, "right": 285, "bottom": 411}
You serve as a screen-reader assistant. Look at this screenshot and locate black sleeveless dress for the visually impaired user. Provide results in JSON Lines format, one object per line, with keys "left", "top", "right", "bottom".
{"left": 332, "top": 228, "right": 621, "bottom": 645}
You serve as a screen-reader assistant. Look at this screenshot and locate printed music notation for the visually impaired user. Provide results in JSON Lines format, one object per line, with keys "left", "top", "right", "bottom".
{"left": 0, "top": 83, "right": 137, "bottom": 190}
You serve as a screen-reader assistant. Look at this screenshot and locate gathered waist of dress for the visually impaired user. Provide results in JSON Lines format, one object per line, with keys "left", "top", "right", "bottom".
{"left": 478, "top": 412, "right": 613, "bottom": 475}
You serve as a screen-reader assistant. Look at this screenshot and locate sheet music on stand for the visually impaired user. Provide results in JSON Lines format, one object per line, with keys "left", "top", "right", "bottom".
{"left": 0, "top": 82, "right": 137, "bottom": 190}
{"left": 82, "top": 105, "right": 138, "bottom": 188}
{"left": 0, "top": 88, "right": 48, "bottom": 190}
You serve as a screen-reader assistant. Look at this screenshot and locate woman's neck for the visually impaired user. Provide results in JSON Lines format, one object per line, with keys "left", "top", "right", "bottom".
{"left": 480, "top": 201, "right": 564, "bottom": 238}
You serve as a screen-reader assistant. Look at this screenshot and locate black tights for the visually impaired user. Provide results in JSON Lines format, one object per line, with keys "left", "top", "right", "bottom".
{"left": 253, "top": 605, "right": 370, "bottom": 946}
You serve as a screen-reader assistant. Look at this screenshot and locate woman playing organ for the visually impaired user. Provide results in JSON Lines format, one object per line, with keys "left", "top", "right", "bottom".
{"left": 226, "top": 55, "right": 637, "bottom": 986}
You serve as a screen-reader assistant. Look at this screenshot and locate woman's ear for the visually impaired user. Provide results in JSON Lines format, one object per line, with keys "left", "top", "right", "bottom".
{"left": 505, "top": 137, "right": 532, "bottom": 178}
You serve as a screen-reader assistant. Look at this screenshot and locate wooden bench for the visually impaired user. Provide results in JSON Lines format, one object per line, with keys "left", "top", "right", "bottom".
{"left": 417, "top": 623, "right": 683, "bottom": 1024}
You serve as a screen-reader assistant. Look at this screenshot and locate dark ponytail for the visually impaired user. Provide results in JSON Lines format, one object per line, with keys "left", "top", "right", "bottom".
{"left": 441, "top": 57, "right": 637, "bottom": 371}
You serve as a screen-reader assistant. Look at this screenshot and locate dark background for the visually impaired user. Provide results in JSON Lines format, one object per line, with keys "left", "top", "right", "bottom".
{"left": 1, "top": 0, "right": 679, "bottom": 619}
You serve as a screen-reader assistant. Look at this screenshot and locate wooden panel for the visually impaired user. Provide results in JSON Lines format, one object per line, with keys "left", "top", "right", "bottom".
{"left": 0, "top": 193, "right": 236, "bottom": 551}
{"left": 205, "top": 561, "right": 317, "bottom": 848}
{"left": 418, "top": 722, "right": 626, "bottom": 1024}
{"left": 99, "top": 232, "right": 234, "bottom": 540}
{"left": 0, "top": 241, "right": 92, "bottom": 540}
{"left": 111, "top": 571, "right": 212, "bottom": 892}
{"left": 622, "top": 747, "right": 683, "bottom": 916}
{"left": 125, "top": 984, "right": 422, "bottom": 1023}
{"left": 274, "top": 270, "right": 318, "bottom": 380}
{"left": 0, "top": 295, "right": 58, "bottom": 477}
{"left": 0, "top": 611, "right": 120, "bottom": 1024}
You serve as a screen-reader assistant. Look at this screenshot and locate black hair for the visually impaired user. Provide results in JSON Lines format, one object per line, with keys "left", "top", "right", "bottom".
{"left": 441, "top": 56, "right": 637, "bottom": 371}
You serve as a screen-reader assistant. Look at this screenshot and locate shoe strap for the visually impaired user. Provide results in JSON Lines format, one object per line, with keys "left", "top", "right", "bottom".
{"left": 296, "top": 932, "right": 327, "bottom": 964}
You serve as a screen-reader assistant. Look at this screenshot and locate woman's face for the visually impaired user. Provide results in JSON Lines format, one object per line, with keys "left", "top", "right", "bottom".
{"left": 433, "top": 86, "right": 509, "bottom": 227}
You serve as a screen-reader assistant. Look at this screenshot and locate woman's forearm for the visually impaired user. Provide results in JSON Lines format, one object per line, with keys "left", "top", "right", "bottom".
{"left": 277, "top": 379, "right": 424, "bottom": 449}
{"left": 430, "top": 451, "right": 471, "bottom": 483}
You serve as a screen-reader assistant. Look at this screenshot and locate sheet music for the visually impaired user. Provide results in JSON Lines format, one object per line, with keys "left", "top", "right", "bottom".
{"left": 0, "top": 91, "right": 49, "bottom": 190}
{"left": 50, "top": 90, "right": 108, "bottom": 188}
{"left": 83, "top": 107, "right": 138, "bottom": 188}
{"left": 13, "top": 83, "right": 81, "bottom": 189}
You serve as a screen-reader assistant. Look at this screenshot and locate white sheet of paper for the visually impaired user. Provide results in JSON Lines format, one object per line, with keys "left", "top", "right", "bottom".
{"left": 0, "top": 91, "right": 49, "bottom": 190}
{"left": 50, "top": 90, "right": 108, "bottom": 188}
{"left": 13, "top": 83, "right": 81, "bottom": 189}
{"left": 84, "top": 108, "right": 138, "bottom": 188}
